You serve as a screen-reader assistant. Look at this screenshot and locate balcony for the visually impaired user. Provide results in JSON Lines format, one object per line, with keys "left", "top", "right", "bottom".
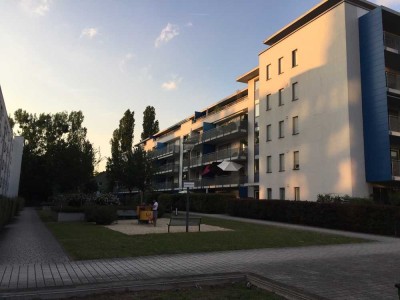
{"left": 154, "top": 163, "right": 180, "bottom": 174}
{"left": 201, "top": 120, "right": 247, "bottom": 144}
{"left": 183, "top": 147, "right": 247, "bottom": 168}
{"left": 153, "top": 182, "right": 180, "bottom": 191}
{"left": 192, "top": 175, "right": 248, "bottom": 188}
{"left": 148, "top": 144, "right": 179, "bottom": 160}
{"left": 389, "top": 115, "right": 400, "bottom": 133}
{"left": 384, "top": 32, "right": 400, "bottom": 54}
{"left": 392, "top": 160, "right": 400, "bottom": 177}
{"left": 386, "top": 72, "right": 400, "bottom": 94}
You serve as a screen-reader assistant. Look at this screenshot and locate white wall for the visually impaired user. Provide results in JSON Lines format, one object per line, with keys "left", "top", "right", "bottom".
{"left": 258, "top": 2, "right": 370, "bottom": 201}
{"left": 7, "top": 136, "right": 24, "bottom": 198}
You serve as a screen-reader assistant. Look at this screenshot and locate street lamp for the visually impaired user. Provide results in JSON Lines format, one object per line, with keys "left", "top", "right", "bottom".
{"left": 184, "top": 141, "right": 196, "bottom": 232}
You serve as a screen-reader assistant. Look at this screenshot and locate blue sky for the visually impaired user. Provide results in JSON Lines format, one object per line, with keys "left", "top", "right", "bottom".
{"left": 1, "top": 0, "right": 399, "bottom": 171}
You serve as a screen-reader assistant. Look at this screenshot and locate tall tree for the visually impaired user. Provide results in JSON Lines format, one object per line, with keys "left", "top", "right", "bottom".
{"left": 106, "top": 109, "right": 135, "bottom": 191}
{"left": 13, "top": 109, "right": 96, "bottom": 202}
{"left": 141, "top": 106, "right": 159, "bottom": 141}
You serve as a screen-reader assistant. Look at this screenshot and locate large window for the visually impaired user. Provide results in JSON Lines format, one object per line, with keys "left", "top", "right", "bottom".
{"left": 279, "top": 120, "right": 284, "bottom": 138}
{"left": 254, "top": 80, "right": 259, "bottom": 101}
{"left": 294, "top": 187, "right": 300, "bottom": 201}
{"left": 278, "top": 57, "right": 283, "bottom": 74}
{"left": 292, "top": 82, "right": 298, "bottom": 101}
{"left": 266, "top": 64, "right": 271, "bottom": 80}
{"left": 279, "top": 188, "right": 285, "bottom": 200}
{"left": 292, "top": 116, "right": 299, "bottom": 135}
{"left": 267, "top": 156, "right": 272, "bottom": 173}
{"left": 294, "top": 151, "right": 300, "bottom": 170}
{"left": 292, "top": 49, "right": 298, "bottom": 67}
{"left": 279, "top": 89, "right": 284, "bottom": 106}
{"left": 266, "top": 124, "right": 272, "bottom": 141}
{"left": 266, "top": 94, "right": 271, "bottom": 111}
{"left": 279, "top": 153, "right": 285, "bottom": 172}
{"left": 255, "top": 99, "right": 260, "bottom": 118}
{"left": 267, "top": 188, "right": 272, "bottom": 200}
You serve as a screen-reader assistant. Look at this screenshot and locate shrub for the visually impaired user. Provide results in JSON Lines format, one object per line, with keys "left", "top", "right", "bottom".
{"left": 91, "top": 206, "right": 117, "bottom": 225}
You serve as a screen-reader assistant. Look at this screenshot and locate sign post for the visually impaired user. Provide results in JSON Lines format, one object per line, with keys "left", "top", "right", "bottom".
{"left": 183, "top": 181, "right": 194, "bottom": 232}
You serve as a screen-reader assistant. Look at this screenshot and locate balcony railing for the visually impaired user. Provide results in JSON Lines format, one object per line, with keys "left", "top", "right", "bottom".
{"left": 148, "top": 144, "right": 180, "bottom": 159}
{"left": 201, "top": 120, "right": 247, "bottom": 143}
{"left": 386, "top": 72, "right": 400, "bottom": 91}
{"left": 192, "top": 175, "right": 248, "bottom": 188}
{"left": 254, "top": 144, "right": 259, "bottom": 156}
{"left": 152, "top": 182, "right": 180, "bottom": 190}
{"left": 183, "top": 147, "right": 248, "bottom": 168}
{"left": 154, "top": 163, "right": 180, "bottom": 174}
{"left": 392, "top": 160, "right": 400, "bottom": 177}
{"left": 389, "top": 116, "right": 400, "bottom": 132}
{"left": 384, "top": 32, "right": 400, "bottom": 53}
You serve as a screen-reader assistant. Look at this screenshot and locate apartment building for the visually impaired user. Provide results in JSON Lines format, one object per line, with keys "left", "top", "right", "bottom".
{"left": 0, "top": 86, "right": 24, "bottom": 198}
{"left": 141, "top": 0, "right": 400, "bottom": 201}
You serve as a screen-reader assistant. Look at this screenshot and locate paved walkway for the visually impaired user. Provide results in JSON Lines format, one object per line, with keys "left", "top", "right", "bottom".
{"left": 0, "top": 210, "right": 399, "bottom": 299}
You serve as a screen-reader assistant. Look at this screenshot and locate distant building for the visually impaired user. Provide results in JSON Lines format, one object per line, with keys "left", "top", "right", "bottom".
{"left": 139, "top": 0, "right": 400, "bottom": 202}
{"left": 0, "top": 86, "right": 24, "bottom": 198}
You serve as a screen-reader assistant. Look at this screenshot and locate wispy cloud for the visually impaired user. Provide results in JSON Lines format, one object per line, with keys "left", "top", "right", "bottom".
{"left": 155, "top": 23, "right": 180, "bottom": 48}
{"left": 119, "top": 53, "right": 135, "bottom": 73}
{"left": 162, "top": 76, "right": 183, "bottom": 91}
{"left": 80, "top": 27, "right": 99, "bottom": 39}
{"left": 20, "top": 0, "right": 52, "bottom": 16}
{"left": 186, "top": 22, "right": 193, "bottom": 27}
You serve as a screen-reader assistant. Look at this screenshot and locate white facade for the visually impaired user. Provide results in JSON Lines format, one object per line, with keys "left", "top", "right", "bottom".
{"left": 0, "top": 86, "right": 24, "bottom": 198}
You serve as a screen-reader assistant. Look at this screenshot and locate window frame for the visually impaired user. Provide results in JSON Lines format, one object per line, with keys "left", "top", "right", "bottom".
{"left": 279, "top": 153, "right": 285, "bottom": 172}
{"left": 294, "top": 187, "right": 300, "bottom": 201}
{"left": 278, "top": 88, "right": 284, "bottom": 106}
{"left": 279, "top": 188, "right": 285, "bottom": 200}
{"left": 292, "top": 49, "right": 298, "bottom": 68}
{"left": 266, "top": 64, "right": 271, "bottom": 80}
{"left": 292, "top": 82, "right": 298, "bottom": 101}
{"left": 266, "top": 124, "right": 272, "bottom": 141}
{"left": 279, "top": 120, "right": 285, "bottom": 138}
{"left": 292, "top": 116, "right": 299, "bottom": 135}
{"left": 278, "top": 57, "right": 283, "bottom": 74}
{"left": 266, "top": 94, "right": 271, "bottom": 111}
{"left": 266, "top": 155, "right": 272, "bottom": 173}
{"left": 293, "top": 151, "right": 300, "bottom": 170}
{"left": 267, "top": 188, "right": 272, "bottom": 200}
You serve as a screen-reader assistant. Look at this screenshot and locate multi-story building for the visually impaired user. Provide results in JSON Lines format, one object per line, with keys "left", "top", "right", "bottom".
{"left": 0, "top": 86, "right": 24, "bottom": 198}
{"left": 140, "top": 0, "right": 400, "bottom": 202}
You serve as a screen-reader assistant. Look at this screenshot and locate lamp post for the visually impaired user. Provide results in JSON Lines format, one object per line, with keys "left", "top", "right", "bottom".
{"left": 184, "top": 142, "right": 195, "bottom": 233}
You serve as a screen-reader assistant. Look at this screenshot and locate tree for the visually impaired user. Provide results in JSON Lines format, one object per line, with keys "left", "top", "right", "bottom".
{"left": 106, "top": 109, "right": 135, "bottom": 191}
{"left": 13, "top": 109, "right": 96, "bottom": 203}
{"left": 141, "top": 106, "right": 159, "bottom": 141}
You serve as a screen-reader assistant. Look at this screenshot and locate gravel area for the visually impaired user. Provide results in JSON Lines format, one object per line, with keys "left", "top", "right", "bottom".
{"left": 105, "top": 218, "right": 232, "bottom": 235}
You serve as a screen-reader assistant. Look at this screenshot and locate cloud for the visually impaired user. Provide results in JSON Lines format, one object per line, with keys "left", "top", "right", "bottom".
{"left": 80, "top": 28, "right": 99, "bottom": 39}
{"left": 155, "top": 23, "right": 180, "bottom": 48}
{"left": 119, "top": 53, "right": 135, "bottom": 73}
{"left": 186, "top": 22, "right": 193, "bottom": 27}
{"left": 20, "top": 0, "right": 52, "bottom": 16}
{"left": 162, "top": 77, "right": 183, "bottom": 91}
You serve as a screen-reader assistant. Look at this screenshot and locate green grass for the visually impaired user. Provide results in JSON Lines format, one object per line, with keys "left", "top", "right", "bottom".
{"left": 68, "top": 282, "right": 285, "bottom": 300}
{"left": 41, "top": 212, "right": 369, "bottom": 261}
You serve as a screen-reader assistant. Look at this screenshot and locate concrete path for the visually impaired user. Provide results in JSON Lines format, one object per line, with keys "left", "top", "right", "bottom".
{"left": 0, "top": 207, "right": 69, "bottom": 265}
{"left": 0, "top": 211, "right": 399, "bottom": 299}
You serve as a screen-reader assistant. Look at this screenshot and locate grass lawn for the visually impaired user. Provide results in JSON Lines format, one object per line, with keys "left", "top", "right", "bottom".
{"left": 39, "top": 211, "right": 369, "bottom": 260}
{"left": 67, "top": 282, "right": 285, "bottom": 300}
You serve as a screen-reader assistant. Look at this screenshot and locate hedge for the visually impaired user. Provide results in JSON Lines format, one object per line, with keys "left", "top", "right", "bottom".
{"left": 0, "top": 197, "right": 25, "bottom": 230}
{"left": 226, "top": 199, "right": 400, "bottom": 236}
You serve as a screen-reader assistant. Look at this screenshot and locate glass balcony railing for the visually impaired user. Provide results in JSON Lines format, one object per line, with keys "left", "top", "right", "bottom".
{"left": 384, "top": 32, "right": 400, "bottom": 53}
{"left": 389, "top": 116, "right": 400, "bottom": 132}
{"left": 152, "top": 182, "right": 179, "bottom": 190}
{"left": 193, "top": 175, "right": 248, "bottom": 187}
{"left": 201, "top": 120, "right": 247, "bottom": 143}
{"left": 148, "top": 144, "right": 180, "bottom": 159}
{"left": 386, "top": 72, "right": 400, "bottom": 91}
{"left": 183, "top": 147, "right": 248, "bottom": 168}
{"left": 392, "top": 160, "right": 400, "bottom": 177}
{"left": 154, "top": 163, "right": 180, "bottom": 174}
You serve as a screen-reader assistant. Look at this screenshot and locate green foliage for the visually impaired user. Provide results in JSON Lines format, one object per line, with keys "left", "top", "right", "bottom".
{"left": 91, "top": 206, "right": 117, "bottom": 225}
{"left": 141, "top": 106, "right": 159, "bottom": 141}
{"left": 13, "top": 109, "right": 96, "bottom": 203}
{"left": 227, "top": 199, "right": 400, "bottom": 236}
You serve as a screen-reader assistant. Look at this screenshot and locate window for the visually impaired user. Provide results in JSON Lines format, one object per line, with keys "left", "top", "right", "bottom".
{"left": 292, "top": 116, "right": 299, "bottom": 135}
{"left": 254, "top": 80, "right": 259, "bottom": 100}
{"left": 280, "top": 188, "right": 285, "bottom": 200}
{"left": 292, "top": 82, "right": 298, "bottom": 101}
{"left": 255, "top": 99, "right": 260, "bottom": 118}
{"left": 294, "top": 187, "right": 300, "bottom": 201}
{"left": 279, "top": 120, "right": 284, "bottom": 138}
{"left": 266, "top": 124, "right": 272, "bottom": 141}
{"left": 278, "top": 57, "right": 283, "bottom": 74}
{"left": 279, "top": 89, "right": 284, "bottom": 106}
{"left": 279, "top": 153, "right": 285, "bottom": 171}
{"left": 292, "top": 49, "right": 298, "bottom": 67}
{"left": 294, "top": 151, "right": 300, "bottom": 170}
{"left": 267, "top": 188, "right": 272, "bottom": 200}
{"left": 266, "top": 64, "right": 271, "bottom": 80}
{"left": 266, "top": 94, "right": 271, "bottom": 110}
{"left": 267, "top": 156, "right": 272, "bottom": 173}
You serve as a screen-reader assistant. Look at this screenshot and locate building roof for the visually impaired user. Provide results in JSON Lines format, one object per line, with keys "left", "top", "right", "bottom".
{"left": 236, "top": 67, "right": 259, "bottom": 83}
{"left": 263, "top": 0, "right": 377, "bottom": 46}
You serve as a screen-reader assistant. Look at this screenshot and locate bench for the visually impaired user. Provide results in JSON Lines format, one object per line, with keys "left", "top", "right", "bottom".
{"left": 167, "top": 217, "right": 202, "bottom": 233}
{"left": 117, "top": 210, "right": 137, "bottom": 219}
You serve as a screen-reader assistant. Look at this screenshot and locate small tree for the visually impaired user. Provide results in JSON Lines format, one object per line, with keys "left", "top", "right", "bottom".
{"left": 141, "top": 106, "right": 159, "bottom": 141}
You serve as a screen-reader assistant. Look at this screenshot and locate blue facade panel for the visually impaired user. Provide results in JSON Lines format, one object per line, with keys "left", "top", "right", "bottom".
{"left": 359, "top": 8, "right": 391, "bottom": 182}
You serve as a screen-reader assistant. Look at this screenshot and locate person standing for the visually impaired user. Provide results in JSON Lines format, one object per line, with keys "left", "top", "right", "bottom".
{"left": 152, "top": 199, "right": 158, "bottom": 227}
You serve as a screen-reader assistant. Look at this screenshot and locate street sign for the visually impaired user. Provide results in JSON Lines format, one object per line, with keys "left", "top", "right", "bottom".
{"left": 183, "top": 181, "right": 195, "bottom": 189}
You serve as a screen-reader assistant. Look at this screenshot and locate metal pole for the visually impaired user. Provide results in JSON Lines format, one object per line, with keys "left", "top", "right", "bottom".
{"left": 186, "top": 148, "right": 191, "bottom": 232}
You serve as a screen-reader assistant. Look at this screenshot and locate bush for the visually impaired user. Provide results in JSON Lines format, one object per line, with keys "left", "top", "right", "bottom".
{"left": 90, "top": 206, "right": 117, "bottom": 225}
{"left": 226, "top": 199, "right": 400, "bottom": 236}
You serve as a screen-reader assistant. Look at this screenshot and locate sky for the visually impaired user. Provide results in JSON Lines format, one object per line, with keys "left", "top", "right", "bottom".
{"left": 1, "top": 0, "right": 399, "bottom": 172}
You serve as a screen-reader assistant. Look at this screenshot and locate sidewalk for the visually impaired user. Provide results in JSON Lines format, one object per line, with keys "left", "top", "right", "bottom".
{"left": 1, "top": 211, "right": 400, "bottom": 299}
